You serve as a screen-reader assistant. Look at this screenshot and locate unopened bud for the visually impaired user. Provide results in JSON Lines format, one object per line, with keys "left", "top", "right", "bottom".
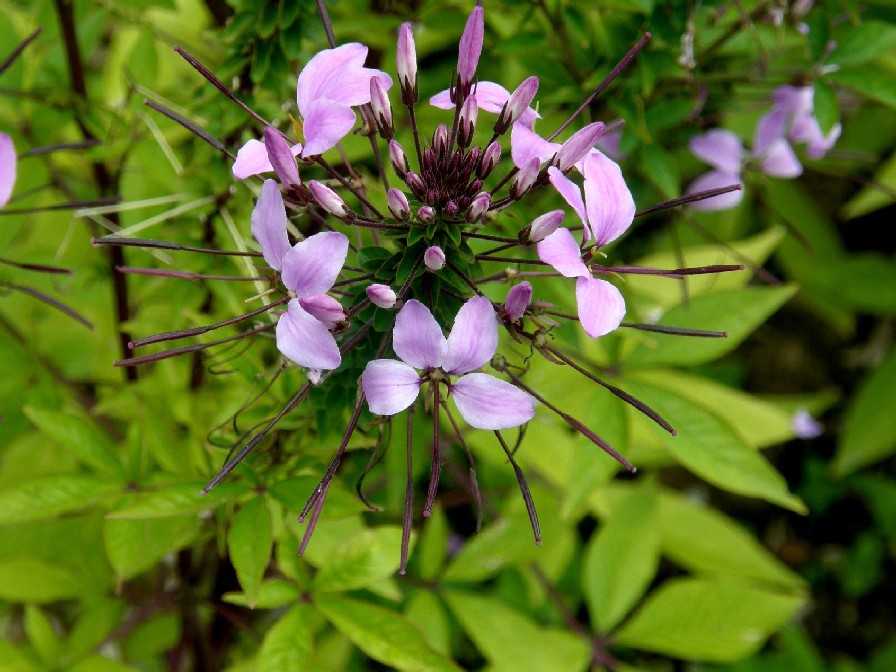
{"left": 405, "top": 171, "right": 426, "bottom": 197}
{"left": 495, "top": 76, "right": 539, "bottom": 135}
{"left": 418, "top": 205, "right": 436, "bottom": 225}
{"left": 264, "top": 126, "right": 301, "bottom": 190}
{"left": 424, "top": 245, "right": 446, "bottom": 271}
{"left": 433, "top": 123, "right": 449, "bottom": 158}
{"left": 370, "top": 76, "right": 394, "bottom": 139}
{"left": 389, "top": 140, "right": 410, "bottom": 178}
{"left": 299, "top": 294, "right": 346, "bottom": 329}
{"left": 457, "top": 6, "right": 484, "bottom": 89}
{"left": 510, "top": 157, "right": 540, "bottom": 198}
{"left": 458, "top": 94, "right": 478, "bottom": 148}
{"left": 445, "top": 201, "right": 459, "bottom": 216}
{"left": 387, "top": 188, "right": 410, "bottom": 220}
{"left": 396, "top": 22, "right": 419, "bottom": 106}
{"left": 467, "top": 191, "right": 490, "bottom": 222}
{"left": 366, "top": 283, "right": 397, "bottom": 309}
{"left": 519, "top": 209, "right": 563, "bottom": 244}
{"left": 555, "top": 122, "right": 606, "bottom": 171}
{"left": 479, "top": 141, "right": 502, "bottom": 178}
{"left": 504, "top": 281, "right": 532, "bottom": 321}
{"left": 308, "top": 181, "right": 352, "bottom": 218}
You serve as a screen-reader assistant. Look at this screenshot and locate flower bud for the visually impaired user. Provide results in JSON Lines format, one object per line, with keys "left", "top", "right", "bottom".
{"left": 263, "top": 126, "right": 301, "bottom": 190}
{"left": 478, "top": 141, "right": 502, "bottom": 178}
{"left": 389, "top": 139, "right": 410, "bottom": 178}
{"left": 387, "top": 188, "right": 410, "bottom": 220}
{"left": 519, "top": 209, "right": 563, "bottom": 244}
{"left": 466, "top": 191, "right": 490, "bottom": 222}
{"left": 445, "top": 200, "right": 459, "bottom": 216}
{"left": 457, "top": 94, "right": 478, "bottom": 148}
{"left": 405, "top": 171, "right": 426, "bottom": 197}
{"left": 424, "top": 245, "right": 446, "bottom": 271}
{"left": 418, "top": 205, "right": 436, "bottom": 225}
{"left": 370, "top": 76, "right": 394, "bottom": 139}
{"left": 299, "top": 294, "right": 346, "bottom": 329}
{"left": 510, "top": 157, "right": 540, "bottom": 198}
{"left": 308, "top": 180, "right": 352, "bottom": 218}
{"left": 433, "top": 123, "right": 449, "bottom": 158}
{"left": 457, "top": 6, "right": 484, "bottom": 89}
{"left": 504, "top": 281, "right": 532, "bottom": 321}
{"left": 555, "top": 122, "right": 606, "bottom": 171}
{"left": 495, "top": 76, "right": 539, "bottom": 135}
{"left": 366, "top": 283, "right": 397, "bottom": 309}
{"left": 396, "top": 22, "right": 419, "bottom": 106}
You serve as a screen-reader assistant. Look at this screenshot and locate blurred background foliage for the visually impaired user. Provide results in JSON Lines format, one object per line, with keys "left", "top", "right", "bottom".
{"left": 1, "top": 0, "right": 895, "bottom": 670}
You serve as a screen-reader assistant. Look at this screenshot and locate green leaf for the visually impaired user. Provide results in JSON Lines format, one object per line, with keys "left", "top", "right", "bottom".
{"left": 629, "top": 370, "right": 795, "bottom": 450}
{"left": 0, "top": 475, "right": 120, "bottom": 524}
{"left": 813, "top": 79, "right": 839, "bottom": 135}
{"left": 627, "top": 227, "right": 784, "bottom": 307}
{"left": 68, "top": 655, "right": 136, "bottom": 672}
{"left": 827, "top": 21, "right": 896, "bottom": 67}
{"left": 614, "top": 578, "right": 805, "bottom": 662}
{"left": 0, "top": 558, "right": 86, "bottom": 603}
{"left": 625, "top": 285, "right": 797, "bottom": 368}
{"left": 833, "top": 348, "right": 896, "bottom": 476}
{"left": 106, "top": 481, "right": 249, "bottom": 519}
{"left": 315, "top": 595, "right": 463, "bottom": 672}
{"left": 405, "top": 590, "right": 451, "bottom": 656}
{"left": 312, "top": 526, "right": 403, "bottom": 592}
{"left": 25, "top": 606, "right": 60, "bottom": 668}
{"left": 103, "top": 516, "right": 199, "bottom": 582}
{"left": 443, "top": 514, "right": 543, "bottom": 583}
{"left": 622, "top": 380, "right": 806, "bottom": 512}
{"left": 222, "top": 578, "right": 302, "bottom": 609}
{"left": 66, "top": 598, "right": 125, "bottom": 661}
{"left": 843, "top": 150, "right": 896, "bottom": 219}
{"left": 638, "top": 143, "right": 679, "bottom": 198}
{"left": 584, "top": 480, "right": 660, "bottom": 632}
{"left": 415, "top": 504, "right": 448, "bottom": 580}
{"left": 0, "top": 640, "right": 42, "bottom": 672}
{"left": 256, "top": 604, "right": 313, "bottom": 672}
{"left": 228, "top": 496, "right": 272, "bottom": 608}
{"left": 830, "top": 64, "right": 896, "bottom": 109}
{"left": 442, "top": 590, "right": 590, "bottom": 672}
{"left": 23, "top": 407, "right": 123, "bottom": 479}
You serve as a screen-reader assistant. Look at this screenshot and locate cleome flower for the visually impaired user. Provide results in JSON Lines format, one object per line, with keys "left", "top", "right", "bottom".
{"left": 361, "top": 297, "right": 535, "bottom": 430}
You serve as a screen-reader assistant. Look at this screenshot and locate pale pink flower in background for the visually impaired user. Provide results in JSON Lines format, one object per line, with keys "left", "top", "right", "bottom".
{"left": 0, "top": 132, "right": 16, "bottom": 208}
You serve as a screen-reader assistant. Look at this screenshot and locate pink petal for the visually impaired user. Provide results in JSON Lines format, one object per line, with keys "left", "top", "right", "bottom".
{"left": 451, "top": 373, "right": 535, "bottom": 430}
{"left": 299, "top": 294, "right": 345, "bottom": 329}
{"left": 361, "top": 359, "right": 422, "bottom": 416}
{"left": 443, "top": 296, "right": 498, "bottom": 375}
{"left": 753, "top": 107, "right": 788, "bottom": 156}
{"left": 392, "top": 299, "right": 447, "bottom": 370}
{"left": 581, "top": 151, "right": 635, "bottom": 247}
{"left": 536, "top": 228, "right": 589, "bottom": 278}
{"left": 547, "top": 167, "right": 588, "bottom": 230}
{"left": 264, "top": 126, "right": 301, "bottom": 187}
{"left": 251, "top": 180, "right": 292, "bottom": 271}
{"left": 297, "top": 43, "right": 392, "bottom": 112}
{"left": 686, "top": 170, "right": 744, "bottom": 211}
{"left": 758, "top": 138, "right": 803, "bottom": 178}
{"left": 233, "top": 138, "right": 302, "bottom": 179}
{"left": 0, "top": 132, "right": 16, "bottom": 208}
{"left": 689, "top": 130, "right": 743, "bottom": 173}
{"left": 276, "top": 300, "right": 341, "bottom": 370}
{"left": 281, "top": 231, "right": 349, "bottom": 297}
{"left": 511, "top": 122, "right": 559, "bottom": 168}
{"left": 575, "top": 276, "right": 625, "bottom": 338}
{"left": 300, "top": 99, "right": 358, "bottom": 157}
{"left": 428, "top": 90, "right": 454, "bottom": 110}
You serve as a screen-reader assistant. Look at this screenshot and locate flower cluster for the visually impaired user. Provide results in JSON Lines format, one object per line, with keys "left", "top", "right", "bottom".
{"left": 118, "top": 3, "right": 740, "bottom": 570}
{"left": 687, "top": 84, "right": 841, "bottom": 211}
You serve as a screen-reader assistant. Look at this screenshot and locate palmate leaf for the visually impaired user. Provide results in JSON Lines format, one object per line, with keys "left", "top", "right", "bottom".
{"left": 0, "top": 475, "right": 121, "bottom": 524}
{"left": 105, "top": 481, "right": 250, "bottom": 519}
{"left": 442, "top": 590, "right": 590, "bottom": 672}
{"left": 23, "top": 406, "right": 124, "bottom": 479}
{"left": 622, "top": 380, "right": 806, "bottom": 512}
{"left": 614, "top": 578, "right": 804, "bottom": 662}
{"left": 311, "top": 526, "right": 404, "bottom": 592}
{"left": 583, "top": 479, "right": 660, "bottom": 632}
{"left": 103, "top": 516, "right": 200, "bottom": 583}
{"left": 624, "top": 285, "right": 797, "bottom": 367}
{"left": 315, "top": 595, "right": 463, "bottom": 672}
